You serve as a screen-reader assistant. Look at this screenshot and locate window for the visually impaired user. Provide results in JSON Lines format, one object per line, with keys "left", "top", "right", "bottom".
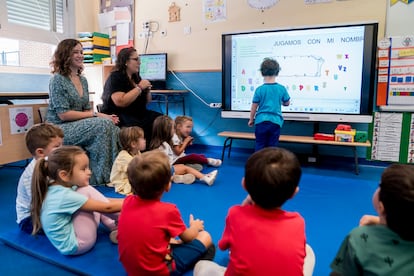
{"left": 0, "top": 0, "right": 75, "bottom": 68}
{"left": 7, "top": 0, "right": 64, "bottom": 33}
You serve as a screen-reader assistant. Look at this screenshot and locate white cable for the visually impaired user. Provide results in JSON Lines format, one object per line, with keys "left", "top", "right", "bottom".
{"left": 169, "top": 69, "right": 211, "bottom": 107}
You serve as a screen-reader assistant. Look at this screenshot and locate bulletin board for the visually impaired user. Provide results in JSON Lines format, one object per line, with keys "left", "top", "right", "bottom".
{"left": 376, "top": 36, "right": 414, "bottom": 108}
{"left": 99, "top": 0, "right": 135, "bottom": 56}
{"left": 368, "top": 111, "right": 414, "bottom": 164}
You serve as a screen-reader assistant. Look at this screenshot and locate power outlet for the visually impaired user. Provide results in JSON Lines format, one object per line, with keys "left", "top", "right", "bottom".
{"left": 143, "top": 21, "right": 150, "bottom": 31}
{"left": 138, "top": 32, "right": 152, "bottom": 39}
{"left": 209, "top": 103, "right": 222, "bottom": 108}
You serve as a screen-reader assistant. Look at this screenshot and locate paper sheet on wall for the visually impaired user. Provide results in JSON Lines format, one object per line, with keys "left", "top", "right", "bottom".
{"left": 304, "top": 0, "right": 333, "bottom": 4}
{"left": 203, "top": 0, "right": 226, "bottom": 23}
{"left": 387, "top": 36, "right": 414, "bottom": 105}
{"left": 371, "top": 112, "right": 402, "bottom": 162}
{"left": 0, "top": 120, "right": 2, "bottom": 146}
{"left": 98, "top": 10, "right": 115, "bottom": 31}
{"left": 8, "top": 107, "right": 34, "bottom": 134}
{"left": 408, "top": 113, "right": 414, "bottom": 163}
{"left": 113, "top": 6, "right": 131, "bottom": 23}
{"left": 116, "top": 23, "right": 129, "bottom": 46}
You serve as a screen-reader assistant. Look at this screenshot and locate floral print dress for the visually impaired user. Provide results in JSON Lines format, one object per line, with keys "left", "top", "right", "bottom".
{"left": 47, "top": 74, "right": 120, "bottom": 185}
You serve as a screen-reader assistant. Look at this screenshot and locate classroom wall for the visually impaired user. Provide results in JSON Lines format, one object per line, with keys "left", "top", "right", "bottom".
{"left": 1, "top": 0, "right": 405, "bottom": 160}
{"left": 386, "top": 0, "right": 414, "bottom": 36}
{"left": 133, "top": 0, "right": 387, "bottom": 158}
{"left": 135, "top": 0, "right": 386, "bottom": 70}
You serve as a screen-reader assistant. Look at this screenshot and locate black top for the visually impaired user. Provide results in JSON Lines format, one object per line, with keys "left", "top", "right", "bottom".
{"left": 101, "top": 70, "right": 150, "bottom": 126}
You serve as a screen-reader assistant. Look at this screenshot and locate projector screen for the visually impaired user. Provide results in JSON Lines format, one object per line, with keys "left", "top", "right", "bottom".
{"left": 221, "top": 22, "right": 378, "bottom": 123}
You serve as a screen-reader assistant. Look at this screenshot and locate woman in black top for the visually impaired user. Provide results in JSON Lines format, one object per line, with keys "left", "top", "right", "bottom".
{"left": 102, "top": 47, "right": 162, "bottom": 148}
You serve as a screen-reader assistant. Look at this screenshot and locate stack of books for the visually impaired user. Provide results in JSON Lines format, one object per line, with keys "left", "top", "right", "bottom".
{"left": 78, "top": 32, "right": 110, "bottom": 64}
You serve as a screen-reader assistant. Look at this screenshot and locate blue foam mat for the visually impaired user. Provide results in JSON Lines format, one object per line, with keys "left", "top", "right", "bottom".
{"left": 0, "top": 228, "right": 126, "bottom": 276}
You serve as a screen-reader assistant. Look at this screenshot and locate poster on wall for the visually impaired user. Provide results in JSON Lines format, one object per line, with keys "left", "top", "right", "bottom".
{"left": 99, "top": 0, "right": 134, "bottom": 55}
{"left": 8, "top": 107, "right": 34, "bottom": 134}
{"left": 408, "top": 113, "right": 414, "bottom": 163}
{"left": 0, "top": 120, "right": 2, "bottom": 146}
{"left": 387, "top": 36, "right": 414, "bottom": 106}
{"left": 203, "top": 0, "right": 226, "bottom": 23}
{"left": 371, "top": 112, "right": 402, "bottom": 162}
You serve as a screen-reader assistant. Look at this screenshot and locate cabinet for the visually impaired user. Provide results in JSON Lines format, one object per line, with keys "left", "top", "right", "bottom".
{"left": 0, "top": 104, "right": 47, "bottom": 165}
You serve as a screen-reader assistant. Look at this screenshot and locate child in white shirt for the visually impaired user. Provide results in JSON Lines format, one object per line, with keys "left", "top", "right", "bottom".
{"left": 172, "top": 116, "right": 222, "bottom": 169}
{"left": 150, "top": 115, "right": 218, "bottom": 186}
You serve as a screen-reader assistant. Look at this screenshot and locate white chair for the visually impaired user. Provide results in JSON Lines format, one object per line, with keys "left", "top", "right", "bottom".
{"left": 38, "top": 106, "right": 48, "bottom": 123}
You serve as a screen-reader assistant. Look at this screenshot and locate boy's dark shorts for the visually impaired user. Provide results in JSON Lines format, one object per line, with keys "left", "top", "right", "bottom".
{"left": 170, "top": 239, "right": 209, "bottom": 275}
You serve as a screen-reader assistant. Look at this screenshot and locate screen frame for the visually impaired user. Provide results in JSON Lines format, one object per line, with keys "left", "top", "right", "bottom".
{"left": 221, "top": 22, "right": 378, "bottom": 123}
{"left": 139, "top": 53, "right": 168, "bottom": 89}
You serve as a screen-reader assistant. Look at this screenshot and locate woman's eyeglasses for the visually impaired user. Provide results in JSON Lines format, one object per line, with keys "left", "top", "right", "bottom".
{"left": 129, "top": 57, "right": 139, "bottom": 61}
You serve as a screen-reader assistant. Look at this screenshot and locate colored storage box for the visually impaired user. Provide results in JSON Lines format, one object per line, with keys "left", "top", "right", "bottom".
{"left": 334, "top": 129, "right": 356, "bottom": 142}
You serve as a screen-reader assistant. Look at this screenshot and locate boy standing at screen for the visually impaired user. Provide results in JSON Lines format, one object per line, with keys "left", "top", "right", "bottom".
{"left": 248, "top": 58, "right": 290, "bottom": 151}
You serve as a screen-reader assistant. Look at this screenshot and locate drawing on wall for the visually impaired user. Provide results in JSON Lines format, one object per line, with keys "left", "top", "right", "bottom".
{"left": 169, "top": 2, "right": 181, "bottom": 22}
{"left": 371, "top": 112, "right": 402, "bottom": 162}
{"left": 248, "top": 0, "right": 279, "bottom": 9}
{"left": 0, "top": 120, "right": 2, "bottom": 146}
{"left": 203, "top": 0, "right": 226, "bottom": 23}
{"left": 387, "top": 36, "right": 414, "bottom": 105}
{"left": 9, "top": 107, "right": 34, "bottom": 134}
{"left": 99, "top": 0, "right": 134, "bottom": 54}
{"left": 390, "top": 0, "right": 414, "bottom": 5}
{"left": 408, "top": 113, "right": 414, "bottom": 163}
{"left": 304, "top": 0, "right": 333, "bottom": 4}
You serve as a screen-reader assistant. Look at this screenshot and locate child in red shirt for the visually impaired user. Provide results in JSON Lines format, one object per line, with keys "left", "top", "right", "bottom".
{"left": 117, "top": 151, "right": 215, "bottom": 275}
{"left": 194, "top": 147, "right": 310, "bottom": 276}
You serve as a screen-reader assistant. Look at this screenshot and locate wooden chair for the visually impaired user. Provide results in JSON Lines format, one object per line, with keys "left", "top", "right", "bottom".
{"left": 96, "top": 104, "right": 103, "bottom": 113}
{"left": 38, "top": 106, "right": 48, "bottom": 123}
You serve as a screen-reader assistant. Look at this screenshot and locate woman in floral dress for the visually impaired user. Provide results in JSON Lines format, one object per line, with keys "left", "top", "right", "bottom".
{"left": 46, "top": 39, "right": 120, "bottom": 186}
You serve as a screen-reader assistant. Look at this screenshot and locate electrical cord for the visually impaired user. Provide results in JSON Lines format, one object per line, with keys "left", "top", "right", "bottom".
{"left": 168, "top": 68, "right": 222, "bottom": 137}
{"left": 169, "top": 69, "right": 211, "bottom": 108}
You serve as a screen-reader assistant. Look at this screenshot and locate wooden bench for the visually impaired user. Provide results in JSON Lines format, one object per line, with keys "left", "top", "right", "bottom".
{"left": 218, "top": 131, "right": 371, "bottom": 174}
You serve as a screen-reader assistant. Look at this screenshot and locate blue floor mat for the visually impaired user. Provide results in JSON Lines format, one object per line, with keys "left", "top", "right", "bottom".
{"left": 0, "top": 228, "right": 125, "bottom": 276}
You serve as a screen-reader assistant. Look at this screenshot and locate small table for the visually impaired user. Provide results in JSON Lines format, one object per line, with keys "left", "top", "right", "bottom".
{"left": 0, "top": 92, "right": 49, "bottom": 105}
{"left": 151, "top": 90, "right": 188, "bottom": 115}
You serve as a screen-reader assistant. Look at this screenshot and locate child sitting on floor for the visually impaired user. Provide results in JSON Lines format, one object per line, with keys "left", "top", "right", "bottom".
{"left": 117, "top": 150, "right": 215, "bottom": 275}
{"left": 194, "top": 147, "right": 311, "bottom": 276}
{"left": 150, "top": 115, "right": 218, "bottom": 186}
{"left": 330, "top": 164, "right": 414, "bottom": 275}
{"left": 31, "top": 146, "right": 123, "bottom": 255}
{"left": 16, "top": 123, "right": 64, "bottom": 234}
{"left": 108, "top": 126, "right": 146, "bottom": 195}
{"left": 172, "top": 115, "right": 222, "bottom": 169}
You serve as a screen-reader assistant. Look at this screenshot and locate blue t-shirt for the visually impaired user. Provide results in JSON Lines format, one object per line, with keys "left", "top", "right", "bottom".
{"left": 41, "top": 185, "right": 88, "bottom": 255}
{"left": 252, "top": 83, "right": 290, "bottom": 126}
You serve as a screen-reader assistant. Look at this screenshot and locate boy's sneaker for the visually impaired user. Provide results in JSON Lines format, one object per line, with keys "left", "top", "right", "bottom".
{"left": 185, "top": 163, "right": 203, "bottom": 171}
{"left": 173, "top": 173, "right": 196, "bottom": 184}
{"left": 207, "top": 158, "right": 222, "bottom": 167}
{"left": 201, "top": 170, "right": 218, "bottom": 186}
{"left": 109, "top": 230, "right": 118, "bottom": 244}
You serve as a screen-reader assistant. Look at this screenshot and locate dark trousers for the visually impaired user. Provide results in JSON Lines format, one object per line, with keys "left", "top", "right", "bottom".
{"left": 255, "top": 121, "right": 281, "bottom": 151}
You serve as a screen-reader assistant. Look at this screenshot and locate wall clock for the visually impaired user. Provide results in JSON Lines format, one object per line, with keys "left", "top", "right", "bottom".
{"left": 247, "top": 0, "right": 279, "bottom": 9}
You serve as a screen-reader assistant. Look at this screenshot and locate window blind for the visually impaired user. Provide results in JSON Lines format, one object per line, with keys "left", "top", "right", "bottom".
{"left": 6, "top": 0, "right": 64, "bottom": 33}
